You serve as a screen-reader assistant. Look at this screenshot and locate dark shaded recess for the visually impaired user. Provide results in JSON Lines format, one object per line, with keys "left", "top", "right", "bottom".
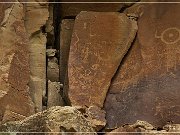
{"left": 53, "top": 1, "right": 61, "bottom": 53}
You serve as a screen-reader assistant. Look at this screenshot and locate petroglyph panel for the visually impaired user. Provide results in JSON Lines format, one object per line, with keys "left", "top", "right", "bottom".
{"left": 66, "top": 12, "right": 137, "bottom": 108}
{"left": 105, "top": 3, "right": 180, "bottom": 129}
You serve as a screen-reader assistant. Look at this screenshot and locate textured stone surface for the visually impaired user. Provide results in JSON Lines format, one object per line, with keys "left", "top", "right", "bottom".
{"left": 0, "top": 106, "right": 96, "bottom": 134}
{"left": 47, "top": 57, "right": 59, "bottom": 82}
{"left": 65, "top": 12, "right": 137, "bottom": 108}
{"left": 25, "top": 0, "right": 49, "bottom": 112}
{"left": 59, "top": 0, "right": 138, "bottom": 18}
{"left": 0, "top": 0, "right": 13, "bottom": 26}
{"left": 86, "top": 106, "right": 106, "bottom": 131}
{"left": 60, "top": 19, "right": 75, "bottom": 85}
{"left": 105, "top": 2, "right": 180, "bottom": 129}
{"left": 106, "top": 121, "right": 180, "bottom": 135}
{"left": 0, "top": 2, "right": 35, "bottom": 122}
{"left": 47, "top": 81, "right": 64, "bottom": 108}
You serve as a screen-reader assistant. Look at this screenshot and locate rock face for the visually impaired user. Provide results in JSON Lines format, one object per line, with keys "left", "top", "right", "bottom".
{"left": 65, "top": 11, "right": 137, "bottom": 108}
{"left": 0, "top": 106, "right": 96, "bottom": 134}
{"left": 0, "top": 2, "right": 35, "bottom": 122}
{"left": 25, "top": 0, "right": 49, "bottom": 112}
{"left": 105, "top": 3, "right": 180, "bottom": 129}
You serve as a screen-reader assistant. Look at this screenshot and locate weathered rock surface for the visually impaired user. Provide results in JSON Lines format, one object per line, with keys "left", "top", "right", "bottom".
{"left": 47, "top": 57, "right": 59, "bottom": 82}
{"left": 0, "top": 2, "right": 35, "bottom": 122}
{"left": 65, "top": 12, "right": 137, "bottom": 108}
{"left": 25, "top": 0, "right": 49, "bottom": 112}
{"left": 59, "top": 0, "right": 138, "bottom": 18}
{"left": 0, "top": 0, "right": 13, "bottom": 26}
{"left": 85, "top": 106, "right": 106, "bottom": 131}
{"left": 106, "top": 121, "right": 180, "bottom": 135}
{"left": 60, "top": 19, "right": 75, "bottom": 85}
{"left": 105, "top": 2, "right": 180, "bottom": 129}
{"left": 47, "top": 81, "right": 64, "bottom": 108}
{"left": 0, "top": 106, "right": 96, "bottom": 134}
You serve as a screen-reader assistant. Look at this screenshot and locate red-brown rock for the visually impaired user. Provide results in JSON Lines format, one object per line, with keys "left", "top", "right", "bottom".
{"left": 0, "top": 2, "right": 35, "bottom": 122}
{"left": 105, "top": 2, "right": 180, "bottom": 129}
{"left": 65, "top": 12, "right": 137, "bottom": 108}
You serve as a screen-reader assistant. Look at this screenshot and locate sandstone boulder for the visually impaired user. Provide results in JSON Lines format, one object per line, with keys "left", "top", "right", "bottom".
{"left": 0, "top": 106, "right": 96, "bottom": 134}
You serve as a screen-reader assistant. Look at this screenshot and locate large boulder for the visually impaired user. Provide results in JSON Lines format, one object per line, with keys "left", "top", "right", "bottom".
{"left": 0, "top": 106, "right": 96, "bottom": 134}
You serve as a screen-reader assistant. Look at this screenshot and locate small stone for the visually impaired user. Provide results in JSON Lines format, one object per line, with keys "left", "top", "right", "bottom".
{"left": 46, "top": 49, "right": 57, "bottom": 57}
{"left": 47, "top": 57, "right": 59, "bottom": 82}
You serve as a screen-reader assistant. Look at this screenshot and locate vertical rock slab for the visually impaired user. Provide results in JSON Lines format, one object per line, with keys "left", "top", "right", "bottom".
{"left": 25, "top": 0, "right": 49, "bottom": 112}
{"left": 66, "top": 12, "right": 137, "bottom": 108}
{"left": 105, "top": 2, "right": 180, "bottom": 129}
{"left": 60, "top": 19, "right": 75, "bottom": 85}
{"left": 0, "top": 2, "right": 35, "bottom": 122}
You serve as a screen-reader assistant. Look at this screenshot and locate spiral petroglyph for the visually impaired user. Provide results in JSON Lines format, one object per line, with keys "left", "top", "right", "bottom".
{"left": 155, "top": 27, "right": 180, "bottom": 44}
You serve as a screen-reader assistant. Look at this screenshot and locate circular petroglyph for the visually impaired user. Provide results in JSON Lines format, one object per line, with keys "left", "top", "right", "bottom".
{"left": 155, "top": 27, "right": 180, "bottom": 44}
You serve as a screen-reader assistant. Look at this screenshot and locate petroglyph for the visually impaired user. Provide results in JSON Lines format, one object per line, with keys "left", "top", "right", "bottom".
{"left": 155, "top": 27, "right": 180, "bottom": 45}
